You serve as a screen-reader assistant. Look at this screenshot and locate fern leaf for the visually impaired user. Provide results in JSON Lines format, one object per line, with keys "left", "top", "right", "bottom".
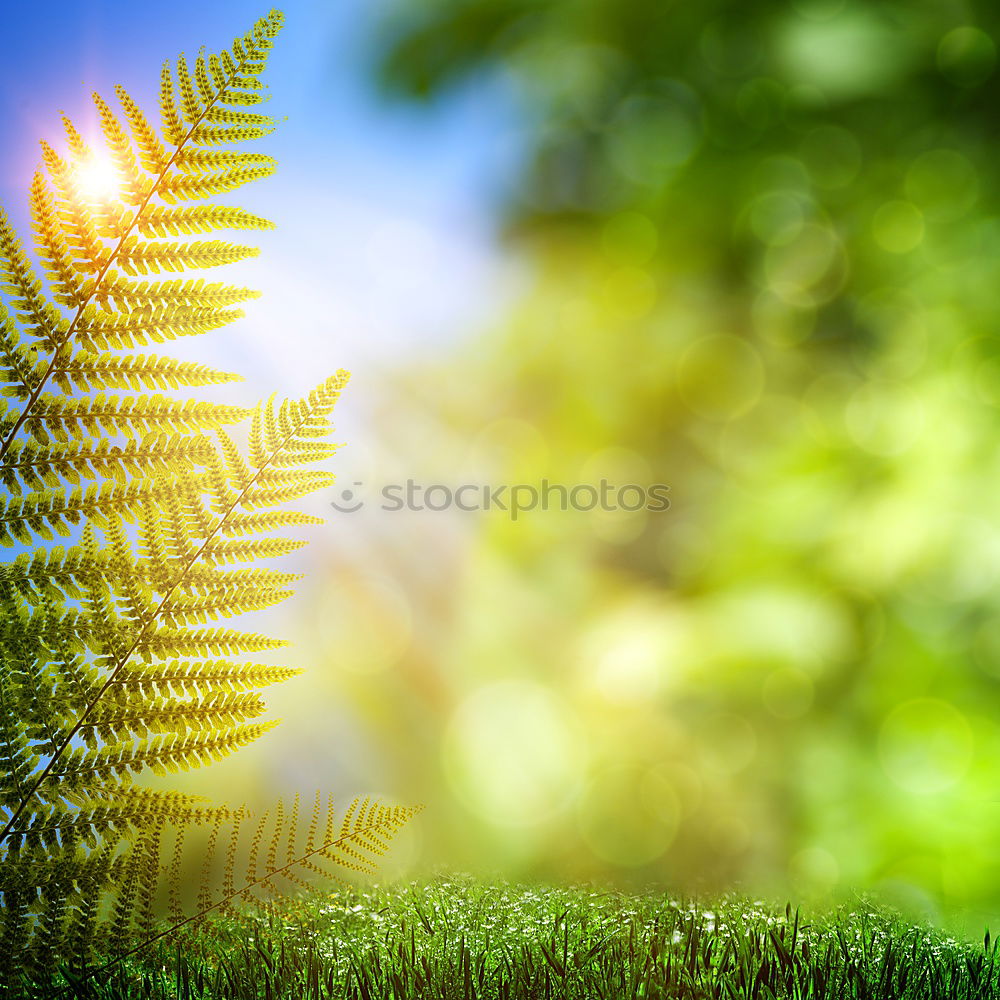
{"left": 115, "top": 85, "right": 167, "bottom": 174}
{"left": 200, "top": 534, "right": 309, "bottom": 565}
{"left": 115, "top": 237, "right": 259, "bottom": 276}
{"left": 29, "top": 174, "right": 85, "bottom": 308}
{"left": 0, "top": 479, "right": 189, "bottom": 546}
{"left": 52, "top": 352, "right": 242, "bottom": 393}
{"left": 2, "top": 434, "right": 214, "bottom": 493}
{"left": 0, "top": 10, "right": 417, "bottom": 989}
{"left": 92, "top": 93, "right": 148, "bottom": 206}
{"left": 158, "top": 163, "right": 279, "bottom": 203}
{"left": 0, "top": 302, "right": 43, "bottom": 402}
{"left": 174, "top": 149, "right": 274, "bottom": 172}
{"left": 137, "top": 205, "right": 274, "bottom": 237}
{"left": 80, "top": 691, "right": 268, "bottom": 745}
{"left": 80, "top": 797, "right": 419, "bottom": 986}
{"left": 96, "top": 272, "right": 260, "bottom": 310}
{"left": 0, "top": 208, "right": 64, "bottom": 347}
{"left": 51, "top": 723, "right": 278, "bottom": 790}
{"left": 110, "top": 660, "right": 301, "bottom": 699}
{"left": 135, "top": 626, "right": 288, "bottom": 659}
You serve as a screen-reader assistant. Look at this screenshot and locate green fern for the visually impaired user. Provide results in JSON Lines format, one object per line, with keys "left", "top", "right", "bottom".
{"left": 0, "top": 9, "right": 417, "bottom": 993}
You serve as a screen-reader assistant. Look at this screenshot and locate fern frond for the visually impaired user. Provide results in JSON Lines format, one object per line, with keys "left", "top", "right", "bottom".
{"left": 0, "top": 302, "right": 43, "bottom": 402}
{"left": 2, "top": 434, "right": 214, "bottom": 493}
{"left": 157, "top": 164, "right": 278, "bottom": 203}
{"left": 1, "top": 543, "right": 106, "bottom": 600}
{"left": 92, "top": 93, "right": 148, "bottom": 206}
{"left": 59, "top": 113, "right": 91, "bottom": 159}
{"left": 115, "top": 86, "right": 167, "bottom": 174}
{"left": 200, "top": 534, "right": 309, "bottom": 564}
{"left": 24, "top": 393, "right": 246, "bottom": 442}
{"left": 96, "top": 273, "right": 260, "bottom": 310}
{"left": 0, "top": 207, "right": 64, "bottom": 346}
{"left": 135, "top": 626, "right": 288, "bottom": 659}
{"left": 174, "top": 149, "right": 274, "bottom": 172}
{"left": 157, "top": 586, "right": 294, "bottom": 627}
{"left": 0, "top": 478, "right": 190, "bottom": 546}
{"left": 50, "top": 723, "right": 278, "bottom": 791}
{"left": 0, "top": 671, "right": 37, "bottom": 811}
{"left": 137, "top": 205, "right": 274, "bottom": 237}
{"left": 115, "top": 237, "right": 259, "bottom": 276}
{"left": 248, "top": 370, "right": 349, "bottom": 467}
{"left": 37, "top": 140, "right": 109, "bottom": 275}
{"left": 110, "top": 660, "right": 301, "bottom": 698}
{"left": 158, "top": 61, "right": 185, "bottom": 146}
{"left": 0, "top": 7, "right": 282, "bottom": 468}
{"left": 52, "top": 352, "right": 242, "bottom": 393}
{"left": 165, "top": 564, "right": 303, "bottom": 593}
{"left": 79, "top": 690, "right": 268, "bottom": 745}
{"left": 239, "top": 469, "right": 336, "bottom": 509}
{"left": 106, "top": 826, "right": 160, "bottom": 958}
{"left": 0, "top": 10, "right": 417, "bottom": 990}
{"left": 244, "top": 797, "right": 420, "bottom": 897}
{"left": 78, "top": 798, "right": 419, "bottom": 988}
{"left": 4, "top": 790, "right": 224, "bottom": 852}
{"left": 29, "top": 174, "right": 85, "bottom": 308}
{"left": 74, "top": 303, "right": 250, "bottom": 350}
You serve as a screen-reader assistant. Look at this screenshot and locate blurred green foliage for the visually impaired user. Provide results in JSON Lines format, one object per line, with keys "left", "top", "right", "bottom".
{"left": 327, "top": 0, "right": 1000, "bottom": 926}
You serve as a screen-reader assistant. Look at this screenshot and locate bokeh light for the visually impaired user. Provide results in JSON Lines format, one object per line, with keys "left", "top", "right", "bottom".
{"left": 352, "top": 0, "right": 1000, "bottom": 937}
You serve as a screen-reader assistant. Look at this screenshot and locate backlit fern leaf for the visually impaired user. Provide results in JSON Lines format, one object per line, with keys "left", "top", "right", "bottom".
{"left": 95, "top": 273, "right": 260, "bottom": 310}
{"left": 0, "top": 3, "right": 283, "bottom": 501}
{"left": 0, "top": 9, "right": 418, "bottom": 994}
{"left": 2, "top": 434, "right": 215, "bottom": 493}
{"left": 53, "top": 352, "right": 242, "bottom": 393}
{"left": 86, "top": 796, "right": 423, "bottom": 965}
{"left": 0, "top": 478, "right": 191, "bottom": 545}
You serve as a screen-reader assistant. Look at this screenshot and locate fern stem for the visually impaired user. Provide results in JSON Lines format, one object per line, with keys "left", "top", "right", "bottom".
{"left": 0, "top": 47, "right": 259, "bottom": 465}
{"left": 0, "top": 389, "right": 323, "bottom": 845}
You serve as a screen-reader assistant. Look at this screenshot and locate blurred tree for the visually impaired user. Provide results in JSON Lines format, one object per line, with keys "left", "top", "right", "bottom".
{"left": 332, "top": 0, "right": 1000, "bottom": 927}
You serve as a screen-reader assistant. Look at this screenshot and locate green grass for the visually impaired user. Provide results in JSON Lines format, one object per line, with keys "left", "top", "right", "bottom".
{"left": 65, "top": 876, "right": 1000, "bottom": 999}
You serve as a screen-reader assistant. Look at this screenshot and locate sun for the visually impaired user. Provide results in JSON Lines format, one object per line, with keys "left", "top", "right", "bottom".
{"left": 72, "top": 155, "right": 121, "bottom": 202}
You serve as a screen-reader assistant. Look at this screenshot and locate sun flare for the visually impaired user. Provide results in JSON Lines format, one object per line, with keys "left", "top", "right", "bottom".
{"left": 72, "top": 155, "right": 120, "bottom": 201}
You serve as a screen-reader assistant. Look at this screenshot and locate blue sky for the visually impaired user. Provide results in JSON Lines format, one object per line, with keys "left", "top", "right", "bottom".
{"left": 0, "top": 0, "right": 525, "bottom": 403}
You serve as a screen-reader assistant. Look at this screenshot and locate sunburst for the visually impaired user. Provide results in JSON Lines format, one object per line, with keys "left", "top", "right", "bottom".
{"left": 72, "top": 154, "right": 120, "bottom": 201}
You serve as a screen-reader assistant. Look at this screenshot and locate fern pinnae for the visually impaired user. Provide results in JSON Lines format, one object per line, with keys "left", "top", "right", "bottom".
{"left": 0, "top": 9, "right": 283, "bottom": 465}
{"left": 137, "top": 204, "right": 275, "bottom": 238}
{"left": 197, "top": 814, "right": 223, "bottom": 917}
{"left": 0, "top": 361, "right": 348, "bottom": 840}
{"left": 114, "top": 85, "right": 167, "bottom": 175}
{"left": 0, "top": 477, "right": 197, "bottom": 547}
{"left": 1, "top": 11, "right": 420, "bottom": 988}
{"left": 0, "top": 209, "right": 63, "bottom": 354}
{"left": 3, "top": 434, "right": 216, "bottom": 495}
{"left": 110, "top": 659, "right": 302, "bottom": 699}
{"left": 166, "top": 821, "right": 187, "bottom": 926}
{"left": 52, "top": 352, "right": 244, "bottom": 393}
{"left": 0, "top": 18, "right": 294, "bottom": 842}
{"left": 29, "top": 173, "right": 83, "bottom": 309}
{"left": 0, "top": 376, "right": 345, "bottom": 840}
{"left": 95, "top": 274, "right": 261, "bottom": 311}
{"left": 76, "top": 799, "right": 421, "bottom": 990}
{"left": 264, "top": 797, "right": 285, "bottom": 888}
{"left": 4, "top": 789, "right": 219, "bottom": 852}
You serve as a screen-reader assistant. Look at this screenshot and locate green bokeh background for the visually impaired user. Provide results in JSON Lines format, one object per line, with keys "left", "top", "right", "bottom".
{"left": 301, "top": 0, "right": 1000, "bottom": 932}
